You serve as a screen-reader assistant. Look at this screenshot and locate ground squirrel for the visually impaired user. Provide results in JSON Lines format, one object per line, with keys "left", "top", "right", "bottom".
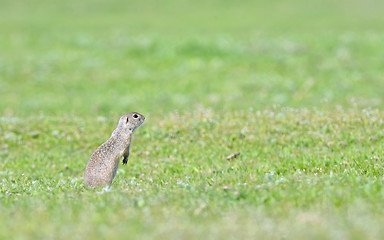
{"left": 84, "top": 112, "right": 145, "bottom": 188}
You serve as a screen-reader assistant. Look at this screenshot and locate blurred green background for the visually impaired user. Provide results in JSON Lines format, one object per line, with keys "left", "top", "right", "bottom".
{"left": 1, "top": 0, "right": 384, "bottom": 116}
{"left": 2, "top": 1, "right": 384, "bottom": 239}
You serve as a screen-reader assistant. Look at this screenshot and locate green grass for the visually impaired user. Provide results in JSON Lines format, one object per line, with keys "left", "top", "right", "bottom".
{"left": 2, "top": 109, "right": 384, "bottom": 239}
{"left": 1, "top": 0, "right": 384, "bottom": 116}
{"left": 1, "top": 0, "right": 384, "bottom": 239}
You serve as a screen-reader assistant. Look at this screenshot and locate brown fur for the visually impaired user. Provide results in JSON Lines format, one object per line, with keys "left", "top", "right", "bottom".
{"left": 84, "top": 112, "right": 145, "bottom": 187}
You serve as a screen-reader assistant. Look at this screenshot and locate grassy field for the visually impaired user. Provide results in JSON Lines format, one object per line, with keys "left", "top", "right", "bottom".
{"left": 1, "top": 0, "right": 384, "bottom": 239}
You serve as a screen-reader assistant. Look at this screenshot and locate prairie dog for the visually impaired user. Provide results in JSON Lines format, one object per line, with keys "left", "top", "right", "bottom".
{"left": 84, "top": 112, "right": 145, "bottom": 187}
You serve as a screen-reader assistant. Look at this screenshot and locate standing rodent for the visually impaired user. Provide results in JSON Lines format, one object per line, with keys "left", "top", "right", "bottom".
{"left": 84, "top": 112, "right": 145, "bottom": 188}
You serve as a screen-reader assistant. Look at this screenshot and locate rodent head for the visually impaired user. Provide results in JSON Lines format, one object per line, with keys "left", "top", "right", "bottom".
{"left": 114, "top": 112, "right": 145, "bottom": 135}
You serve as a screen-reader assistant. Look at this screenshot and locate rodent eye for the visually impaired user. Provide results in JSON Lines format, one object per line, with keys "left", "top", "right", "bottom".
{"left": 133, "top": 114, "right": 139, "bottom": 119}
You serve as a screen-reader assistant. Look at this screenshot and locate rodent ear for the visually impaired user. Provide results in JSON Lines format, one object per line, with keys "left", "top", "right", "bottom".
{"left": 126, "top": 117, "right": 129, "bottom": 124}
